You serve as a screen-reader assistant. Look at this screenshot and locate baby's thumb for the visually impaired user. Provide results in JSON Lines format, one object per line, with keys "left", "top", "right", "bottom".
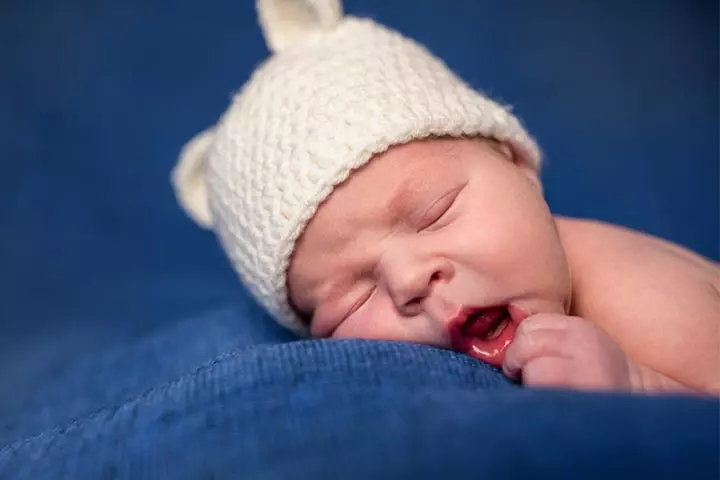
{"left": 171, "top": 127, "right": 215, "bottom": 228}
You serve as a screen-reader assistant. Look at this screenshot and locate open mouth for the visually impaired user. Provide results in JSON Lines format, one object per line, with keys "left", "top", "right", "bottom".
{"left": 449, "top": 305, "right": 527, "bottom": 368}
{"left": 461, "top": 307, "right": 510, "bottom": 341}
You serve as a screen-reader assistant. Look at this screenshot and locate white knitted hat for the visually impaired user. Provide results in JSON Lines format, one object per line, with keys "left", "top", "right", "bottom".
{"left": 172, "top": 0, "right": 541, "bottom": 335}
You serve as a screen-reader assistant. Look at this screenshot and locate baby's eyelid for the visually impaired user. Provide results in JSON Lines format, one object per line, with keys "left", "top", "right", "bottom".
{"left": 345, "top": 285, "right": 376, "bottom": 318}
{"left": 419, "top": 187, "right": 463, "bottom": 230}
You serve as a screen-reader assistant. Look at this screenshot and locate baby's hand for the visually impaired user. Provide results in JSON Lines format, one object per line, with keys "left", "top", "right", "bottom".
{"left": 503, "top": 313, "right": 636, "bottom": 391}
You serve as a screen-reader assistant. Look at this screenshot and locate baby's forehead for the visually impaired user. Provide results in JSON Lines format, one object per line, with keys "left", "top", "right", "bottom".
{"left": 299, "top": 141, "right": 475, "bottom": 260}
{"left": 347, "top": 138, "right": 474, "bottom": 189}
{"left": 299, "top": 137, "right": 503, "bottom": 246}
{"left": 323, "top": 141, "right": 465, "bottom": 215}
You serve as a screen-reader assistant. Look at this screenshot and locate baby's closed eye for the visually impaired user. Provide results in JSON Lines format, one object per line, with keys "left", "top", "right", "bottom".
{"left": 415, "top": 184, "right": 465, "bottom": 232}
{"left": 345, "top": 286, "right": 377, "bottom": 318}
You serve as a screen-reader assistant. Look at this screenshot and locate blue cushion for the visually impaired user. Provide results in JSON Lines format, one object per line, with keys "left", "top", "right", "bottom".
{"left": 0, "top": 306, "right": 295, "bottom": 446}
{"left": 1, "top": 339, "right": 717, "bottom": 479}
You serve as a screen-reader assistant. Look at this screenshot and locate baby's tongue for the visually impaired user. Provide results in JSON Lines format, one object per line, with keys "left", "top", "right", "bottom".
{"left": 462, "top": 307, "right": 507, "bottom": 337}
{"left": 460, "top": 306, "right": 517, "bottom": 368}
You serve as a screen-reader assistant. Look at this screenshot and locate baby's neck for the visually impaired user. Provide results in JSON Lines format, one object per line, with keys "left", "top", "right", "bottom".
{"left": 553, "top": 216, "right": 593, "bottom": 318}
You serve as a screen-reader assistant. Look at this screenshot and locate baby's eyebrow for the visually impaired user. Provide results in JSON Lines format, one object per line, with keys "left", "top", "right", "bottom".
{"left": 386, "top": 175, "right": 435, "bottom": 220}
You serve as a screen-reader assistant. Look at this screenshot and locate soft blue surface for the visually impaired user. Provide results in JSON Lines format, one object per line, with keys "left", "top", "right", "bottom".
{"left": 0, "top": 0, "right": 718, "bottom": 476}
{"left": 1, "top": 340, "right": 718, "bottom": 479}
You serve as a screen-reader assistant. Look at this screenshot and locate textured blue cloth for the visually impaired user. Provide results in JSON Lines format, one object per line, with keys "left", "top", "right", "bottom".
{"left": 1, "top": 339, "right": 717, "bottom": 479}
{"left": 0, "top": 306, "right": 295, "bottom": 447}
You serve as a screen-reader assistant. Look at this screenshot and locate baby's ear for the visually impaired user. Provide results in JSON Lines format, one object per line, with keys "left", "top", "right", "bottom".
{"left": 171, "top": 127, "right": 216, "bottom": 228}
{"left": 499, "top": 140, "right": 543, "bottom": 194}
{"left": 517, "top": 161, "right": 543, "bottom": 194}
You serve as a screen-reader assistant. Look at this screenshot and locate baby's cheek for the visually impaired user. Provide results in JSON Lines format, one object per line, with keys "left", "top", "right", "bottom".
{"left": 331, "top": 299, "right": 401, "bottom": 340}
{"left": 332, "top": 301, "right": 447, "bottom": 348}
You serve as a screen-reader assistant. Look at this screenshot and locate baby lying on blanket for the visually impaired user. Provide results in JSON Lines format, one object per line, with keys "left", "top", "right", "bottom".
{"left": 173, "top": 0, "right": 719, "bottom": 393}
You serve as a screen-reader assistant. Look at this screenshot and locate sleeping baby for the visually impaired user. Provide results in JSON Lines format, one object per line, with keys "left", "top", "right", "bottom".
{"left": 172, "top": 0, "right": 719, "bottom": 394}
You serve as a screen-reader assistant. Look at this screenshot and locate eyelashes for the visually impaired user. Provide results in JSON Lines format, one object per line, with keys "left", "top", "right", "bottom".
{"left": 416, "top": 185, "right": 464, "bottom": 231}
{"left": 346, "top": 286, "right": 376, "bottom": 318}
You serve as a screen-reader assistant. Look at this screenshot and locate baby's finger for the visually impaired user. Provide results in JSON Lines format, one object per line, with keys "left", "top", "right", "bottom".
{"left": 515, "top": 313, "right": 570, "bottom": 336}
{"left": 521, "top": 356, "right": 570, "bottom": 387}
{"left": 502, "top": 328, "right": 567, "bottom": 380}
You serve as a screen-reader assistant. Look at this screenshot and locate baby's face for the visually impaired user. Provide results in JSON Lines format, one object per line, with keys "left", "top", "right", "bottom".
{"left": 288, "top": 137, "right": 572, "bottom": 366}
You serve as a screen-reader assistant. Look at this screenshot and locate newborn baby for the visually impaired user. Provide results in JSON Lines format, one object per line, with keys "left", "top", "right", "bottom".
{"left": 287, "top": 136, "right": 719, "bottom": 393}
{"left": 173, "top": 0, "right": 719, "bottom": 394}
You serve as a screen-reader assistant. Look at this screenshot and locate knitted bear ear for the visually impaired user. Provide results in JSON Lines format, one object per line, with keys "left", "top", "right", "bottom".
{"left": 256, "top": 0, "right": 343, "bottom": 53}
{"left": 171, "top": 127, "right": 216, "bottom": 228}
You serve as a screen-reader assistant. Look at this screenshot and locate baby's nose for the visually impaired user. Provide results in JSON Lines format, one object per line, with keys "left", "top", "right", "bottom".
{"left": 385, "top": 266, "right": 440, "bottom": 316}
{"left": 380, "top": 253, "right": 455, "bottom": 317}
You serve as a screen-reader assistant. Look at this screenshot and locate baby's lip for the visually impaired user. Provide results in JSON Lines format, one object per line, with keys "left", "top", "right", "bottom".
{"left": 448, "top": 304, "right": 529, "bottom": 368}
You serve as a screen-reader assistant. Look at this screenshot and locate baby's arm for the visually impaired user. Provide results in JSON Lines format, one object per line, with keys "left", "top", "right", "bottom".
{"left": 502, "top": 312, "right": 703, "bottom": 393}
{"left": 550, "top": 218, "right": 719, "bottom": 394}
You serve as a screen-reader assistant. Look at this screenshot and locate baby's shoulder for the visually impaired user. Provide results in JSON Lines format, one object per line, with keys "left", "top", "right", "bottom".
{"left": 554, "top": 216, "right": 718, "bottom": 315}
{"left": 555, "top": 217, "right": 717, "bottom": 272}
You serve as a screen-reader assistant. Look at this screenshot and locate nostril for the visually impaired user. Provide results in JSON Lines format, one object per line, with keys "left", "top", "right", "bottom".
{"left": 430, "top": 272, "right": 441, "bottom": 284}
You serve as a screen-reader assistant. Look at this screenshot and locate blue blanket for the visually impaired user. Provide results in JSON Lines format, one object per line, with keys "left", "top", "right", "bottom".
{"left": 1, "top": 338, "right": 717, "bottom": 479}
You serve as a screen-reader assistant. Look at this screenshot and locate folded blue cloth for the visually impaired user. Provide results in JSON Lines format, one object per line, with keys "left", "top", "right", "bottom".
{"left": 1, "top": 339, "right": 716, "bottom": 479}
{"left": 0, "top": 305, "right": 296, "bottom": 447}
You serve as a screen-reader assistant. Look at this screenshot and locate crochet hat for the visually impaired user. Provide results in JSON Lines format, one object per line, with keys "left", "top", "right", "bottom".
{"left": 172, "top": 0, "right": 541, "bottom": 335}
